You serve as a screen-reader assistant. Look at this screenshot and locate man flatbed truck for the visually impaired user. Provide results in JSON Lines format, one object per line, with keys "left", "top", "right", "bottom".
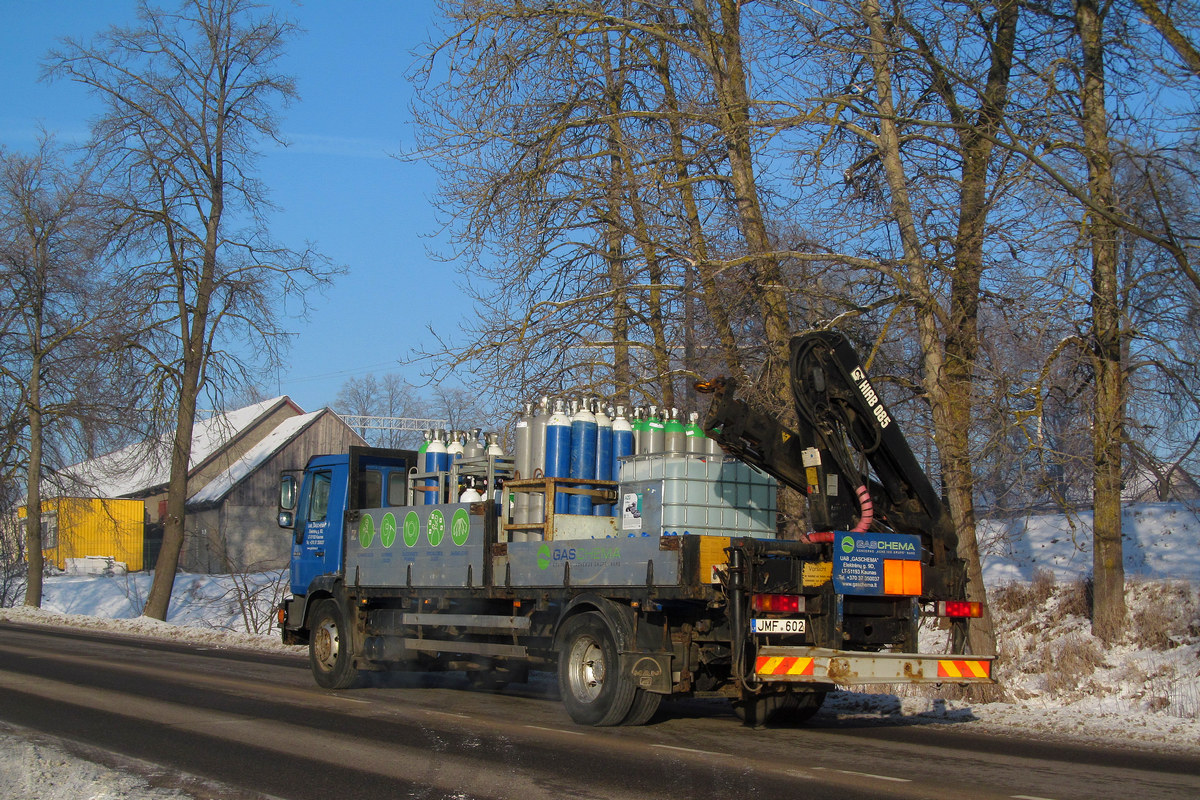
{"left": 277, "top": 331, "right": 992, "bottom": 726}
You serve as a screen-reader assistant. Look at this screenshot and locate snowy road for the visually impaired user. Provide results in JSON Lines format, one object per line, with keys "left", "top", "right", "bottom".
{"left": 2, "top": 621, "right": 1198, "bottom": 800}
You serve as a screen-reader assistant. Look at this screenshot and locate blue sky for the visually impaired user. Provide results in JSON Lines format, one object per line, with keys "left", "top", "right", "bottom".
{"left": 1, "top": 0, "right": 466, "bottom": 413}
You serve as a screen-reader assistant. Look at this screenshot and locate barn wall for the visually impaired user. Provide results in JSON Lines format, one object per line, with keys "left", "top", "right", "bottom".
{"left": 181, "top": 411, "right": 366, "bottom": 573}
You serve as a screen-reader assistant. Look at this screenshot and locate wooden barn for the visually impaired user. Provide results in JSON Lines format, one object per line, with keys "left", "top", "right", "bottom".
{"left": 58, "top": 397, "right": 365, "bottom": 573}
{"left": 182, "top": 408, "right": 366, "bottom": 572}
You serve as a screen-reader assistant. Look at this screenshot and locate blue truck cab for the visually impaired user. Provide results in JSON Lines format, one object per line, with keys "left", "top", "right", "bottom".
{"left": 282, "top": 446, "right": 415, "bottom": 601}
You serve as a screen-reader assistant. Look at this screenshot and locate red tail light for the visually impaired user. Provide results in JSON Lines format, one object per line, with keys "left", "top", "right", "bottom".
{"left": 752, "top": 594, "right": 803, "bottom": 613}
{"left": 937, "top": 600, "right": 983, "bottom": 618}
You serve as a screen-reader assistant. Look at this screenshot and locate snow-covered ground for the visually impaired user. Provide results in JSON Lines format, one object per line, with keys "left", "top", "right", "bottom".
{"left": 2, "top": 502, "right": 1198, "bottom": 798}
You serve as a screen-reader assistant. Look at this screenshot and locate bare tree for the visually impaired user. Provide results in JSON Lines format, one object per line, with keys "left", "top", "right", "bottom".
{"left": 47, "top": 0, "right": 337, "bottom": 620}
{"left": 334, "top": 372, "right": 428, "bottom": 448}
{"left": 0, "top": 137, "right": 129, "bottom": 607}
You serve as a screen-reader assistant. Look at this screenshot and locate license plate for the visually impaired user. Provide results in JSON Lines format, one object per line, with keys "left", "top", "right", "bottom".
{"left": 751, "top": 618, "right": 806, "bottom": 634}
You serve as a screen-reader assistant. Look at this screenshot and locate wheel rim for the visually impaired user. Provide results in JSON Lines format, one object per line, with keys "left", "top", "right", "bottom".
{"left": 566, "top": 633, "right": 606, "bottom": 703}
{"left": 313, "top": 617, "right": 340, "bottom": 671}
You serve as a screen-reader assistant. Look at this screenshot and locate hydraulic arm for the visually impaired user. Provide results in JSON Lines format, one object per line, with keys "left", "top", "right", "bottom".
{"left": 698, "top": 330, "right": 964, "bottom": 597}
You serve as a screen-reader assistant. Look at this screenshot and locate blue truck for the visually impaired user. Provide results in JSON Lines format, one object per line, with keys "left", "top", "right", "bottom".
{"left": 277, "top": 331, "right": 993, "bottom": 726}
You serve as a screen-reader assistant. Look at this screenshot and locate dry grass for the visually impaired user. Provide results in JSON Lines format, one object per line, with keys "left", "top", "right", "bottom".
{"left": 1041, "top": 633, "right": 1105, "bottom": 695}
{"left": 1129, "top": 582, "right": 1200, "bottom": 651}
{"left": 993, "top": 568, "right": 1057, "bottom": 614}
{"left": 1057, "top": 578, "right": 1093, "bottom": 619}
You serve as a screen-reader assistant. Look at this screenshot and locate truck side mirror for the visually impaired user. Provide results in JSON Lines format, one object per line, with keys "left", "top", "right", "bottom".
{"left": 278, "top": 510, "right": 294, "bottom": 528}
{"left": 280, "top": 475, "right": 297, "bottom": 511}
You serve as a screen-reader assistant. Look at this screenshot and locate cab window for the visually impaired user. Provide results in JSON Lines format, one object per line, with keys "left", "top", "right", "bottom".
{"left": 387, "top": 471, "right": 407, "bottom": 506}
{"left": 359, "top": 469, "right": 383, "bottom": 509}
{"left": 307, "top": 471, "right": 332, "bottom": 523}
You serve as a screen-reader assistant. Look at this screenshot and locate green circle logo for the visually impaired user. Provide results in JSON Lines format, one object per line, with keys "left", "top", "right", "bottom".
{"left": 451, "top": 508, "right": 470, "bottom": 546}
{"left": 537, "top": 543, "right": 551, "bottom": 570}
{"left": 358, "top": 515, "right": 376, "bottom": 548}
{"left": 402, "top": 511, "right": 420, "bottom": 547}
{"left": 380, "top": 513, "right": 397, "bottom": 548}
{"left": 428, "top": 510, "right": 446, "bottom": 546}
{"left": 840, "top": 535, "right": 855, "bottom": 554}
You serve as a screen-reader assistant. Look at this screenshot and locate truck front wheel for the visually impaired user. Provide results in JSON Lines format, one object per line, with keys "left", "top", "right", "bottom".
{"left": 309, "top": 599, "right": 358, "bottom": 690}
{"left": 558, "top": 612, "right": 636, "bottom": 726}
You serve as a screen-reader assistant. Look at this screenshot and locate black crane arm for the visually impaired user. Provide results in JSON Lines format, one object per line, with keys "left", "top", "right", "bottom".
{"left": 699, "top": 331, "right": 961, "bottom": 583}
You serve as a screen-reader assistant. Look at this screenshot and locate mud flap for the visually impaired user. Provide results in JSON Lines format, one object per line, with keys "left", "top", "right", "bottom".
{"left": 622, "top": 652, "right": 672, "bottom": 694}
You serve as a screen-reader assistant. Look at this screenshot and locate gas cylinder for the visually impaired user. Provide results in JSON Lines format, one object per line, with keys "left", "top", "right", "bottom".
{"left": 686, "top": 411, "right": 707, "bottom": 454}
{"left": 529, "top": 397, "right": 549, "bottom": 525}
{"left": 631, "top": 407, "right": 648, "bottom": 454}
{"left": 447, "top": 430, "right": 465, "bottom": 464}
{"left": 459, "top": 477, "right": 483, "bottom": 502}
{"left": 417, "top": 430, "right": 432, "bottom": 504}
{"left": 463, "top": 427, "right": 484, "bottom": 460}
{"left": 514, "top": 404, "right": 533, "bottom": 527}
{"left": 645, "top": 405, "right": 665, "bottom": 454}
{"left": 568, "top": 398, "right": 597, "bottom": 515}
{"left": 611, "top": 405, "right": 634, "bottom": 517}
{"left": 593, "top": 403, "right": 613, "bottom": 516}
{"left": 664, "top": 407, "right": 686, "bottom": 452}
{"left": 544, "top": 399, "right": 572, "bottom": 514}
{"left": 424, "top": 430, "right": 448, "bottom": 504}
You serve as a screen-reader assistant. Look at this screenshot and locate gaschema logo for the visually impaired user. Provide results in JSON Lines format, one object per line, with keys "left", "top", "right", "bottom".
{"left": 840, "top": 535, "right": 855, "bottom": 554}
{"left": 537, "top": 544, "right": 551, "bottom": 570}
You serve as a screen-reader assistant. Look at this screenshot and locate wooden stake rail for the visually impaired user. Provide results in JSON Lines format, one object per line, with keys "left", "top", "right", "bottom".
{"left": 501, "top": 477, "right": 619, "bottom": 540}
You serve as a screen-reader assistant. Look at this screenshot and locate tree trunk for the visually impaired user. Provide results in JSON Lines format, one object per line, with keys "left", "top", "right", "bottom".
{"left": 23, "top": 334, "right": 44, "bottom": 607}
{"left": 863, "top": 0, "right": 1000, "bottom": 662}
{"left": 1077, "top": 0, "right": 1126, "bottom": 643}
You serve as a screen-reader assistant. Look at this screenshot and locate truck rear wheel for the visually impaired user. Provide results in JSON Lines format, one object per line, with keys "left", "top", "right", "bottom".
{"left": 558, "top": 612, "right": 636, "bottom": 726}
{"left": 309, "top": 599, "right": 358, "bottom": 690}
{"left": 732, "top": 689, "right": 826, "bottom": 726}
{"left": 621, "top": 689, "right": 662, "bottom": 726}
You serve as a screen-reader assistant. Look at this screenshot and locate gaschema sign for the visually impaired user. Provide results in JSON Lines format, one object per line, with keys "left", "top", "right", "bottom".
{"left": 833, "top": 532, "right": 922, "bottom": 595}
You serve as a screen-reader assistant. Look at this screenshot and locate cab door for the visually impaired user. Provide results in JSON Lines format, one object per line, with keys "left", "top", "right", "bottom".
{"left": 290, "top": 459, "right": 349, "bottom": 596}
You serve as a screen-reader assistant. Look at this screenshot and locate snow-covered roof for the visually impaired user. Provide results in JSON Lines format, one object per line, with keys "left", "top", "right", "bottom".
{"left": 60, "top": 397, "right": 297, "bottom": 499}
{"left": 1123, "top": 463, "right": 1200, "bottom": 502}
{"left": 187, "top": 411, "right": 323, "bottom": 507}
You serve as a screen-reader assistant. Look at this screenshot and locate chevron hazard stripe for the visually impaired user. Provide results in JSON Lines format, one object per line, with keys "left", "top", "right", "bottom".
{"left": 755, "top": 656, "right": 816, "bottom": 677}
{"left": 937, "top": 659, "right": 991, "bottom": 679}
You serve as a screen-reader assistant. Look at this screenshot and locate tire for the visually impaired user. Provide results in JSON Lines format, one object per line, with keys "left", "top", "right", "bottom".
{"left": 782, "top": 689, "right": 826, "bottom": 724}
{"left": 309, "top": 599, "right": 358, "bottom": 690}
{"left": 557, "top": 612, "right": 636, "bottom": 726}
{"left": 621, "top": 689, "right": 663, "bottom": 726}
{"left": 731, "top": 692, "right": 792, "bottom": 726}
{"left": 732, "top": 689, "right": 826, "bottom": 726}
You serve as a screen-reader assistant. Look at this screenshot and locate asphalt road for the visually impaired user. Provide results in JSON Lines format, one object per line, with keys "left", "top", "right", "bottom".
{"left": 1, "top": 621, "right": 1197, "bottom": 800}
